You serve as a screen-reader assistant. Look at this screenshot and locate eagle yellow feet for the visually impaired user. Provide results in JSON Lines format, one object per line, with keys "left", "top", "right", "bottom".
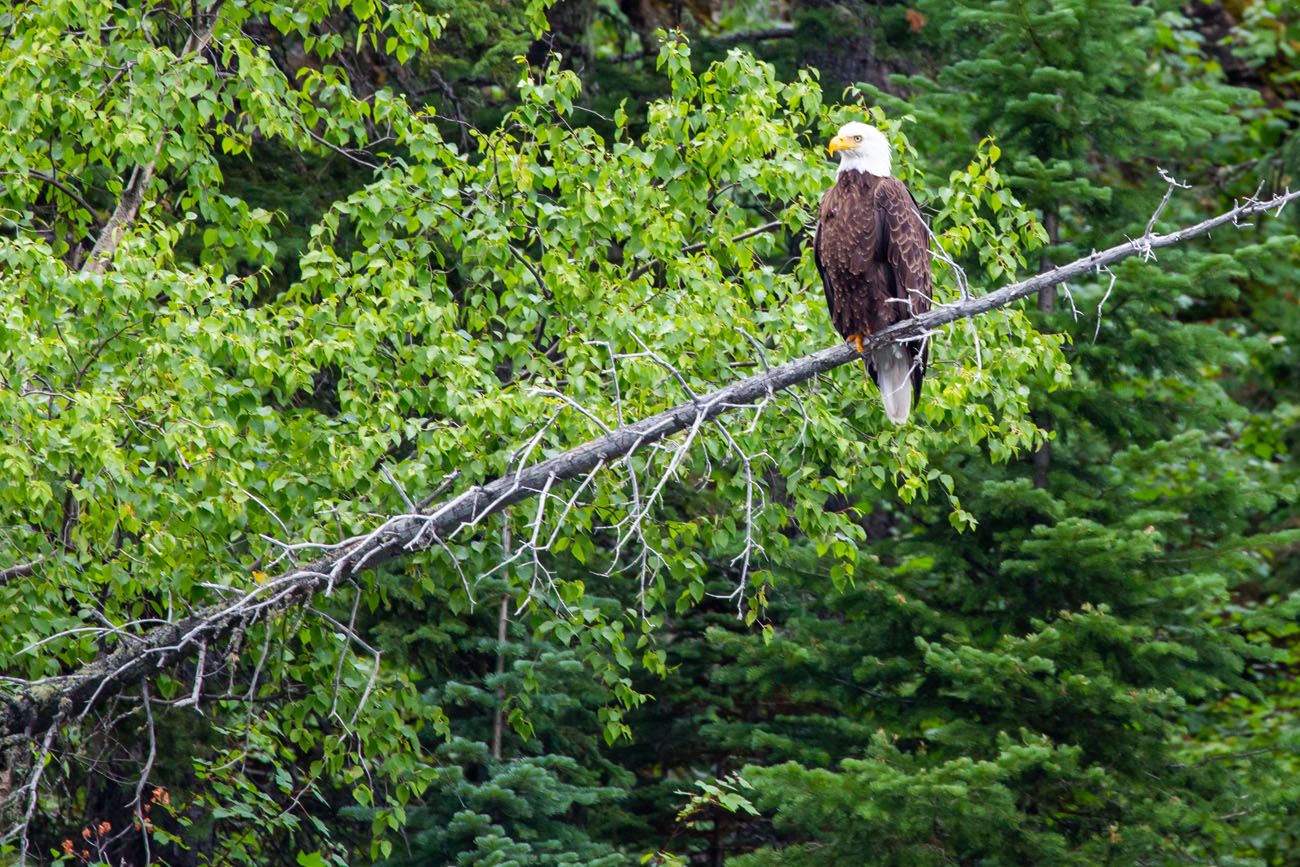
{"left": 848, "top": 334, "right": 866, "bottom": 355}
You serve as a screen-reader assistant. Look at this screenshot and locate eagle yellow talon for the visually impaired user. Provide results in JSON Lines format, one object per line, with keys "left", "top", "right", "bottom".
{"left": 849, "top": 335, "right": 865, "bottom": 355}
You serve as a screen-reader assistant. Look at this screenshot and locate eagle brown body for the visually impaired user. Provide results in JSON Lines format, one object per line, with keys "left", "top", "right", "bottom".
{"left": 815, "top": 167, "right": 933, "bottom": 422}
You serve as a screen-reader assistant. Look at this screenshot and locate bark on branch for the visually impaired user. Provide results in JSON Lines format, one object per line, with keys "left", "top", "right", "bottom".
{"left": 80, "top": 2, "right": 223, "bottom": 274}
{"left": 2, "top": 188, "right": 1296, "bottom": 744}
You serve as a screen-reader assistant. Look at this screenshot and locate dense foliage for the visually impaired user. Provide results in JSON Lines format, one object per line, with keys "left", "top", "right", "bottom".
{"left": 0, "top": 1, "right": 1296, "bottom": 865}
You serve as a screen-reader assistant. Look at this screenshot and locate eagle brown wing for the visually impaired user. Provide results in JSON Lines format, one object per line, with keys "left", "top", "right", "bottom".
{"left": 814, "top": 175, "right": 883, "bottom": 343}
{"left": 876, "top": 177, "right": 933, "bottom": 403}
{"left": 813, "top": 210, "right": 833, "bottom": 320}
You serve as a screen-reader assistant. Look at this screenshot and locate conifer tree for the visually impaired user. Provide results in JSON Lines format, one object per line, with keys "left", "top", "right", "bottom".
{"left": 337, "top": 565, "right": 639, "bottom": 864}
{"left": 3, "top": 2, "right": 1297, "bottom": 863}
{"left": 610, "top": 4, "right": 1300, "bottom": 865}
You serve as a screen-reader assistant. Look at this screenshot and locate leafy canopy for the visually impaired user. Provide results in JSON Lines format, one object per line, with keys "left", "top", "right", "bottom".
{"left": 0, "top": 3, "right": 1068, "bottom": 858}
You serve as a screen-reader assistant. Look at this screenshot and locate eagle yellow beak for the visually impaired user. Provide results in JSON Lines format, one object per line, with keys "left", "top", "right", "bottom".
{"left": 827, "top": 135, "right": 852, "bottom": 155}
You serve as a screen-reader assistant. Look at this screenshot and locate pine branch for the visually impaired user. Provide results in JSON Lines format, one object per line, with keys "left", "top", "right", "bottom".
{"left": 1, "top": 186, "right": 1296, "bottom": 748}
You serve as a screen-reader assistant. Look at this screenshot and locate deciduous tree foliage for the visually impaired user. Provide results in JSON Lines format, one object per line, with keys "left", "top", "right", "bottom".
{"left": 0, "top": 0, "right": 1296, "bottom": 864}
{"left": 0, "top": 1, "right": 1055, "bottom": 860}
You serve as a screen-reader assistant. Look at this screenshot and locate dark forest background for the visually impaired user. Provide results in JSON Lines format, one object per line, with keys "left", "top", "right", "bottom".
{"left": 2, "top": 1, "right": 1298, "bottom": 864}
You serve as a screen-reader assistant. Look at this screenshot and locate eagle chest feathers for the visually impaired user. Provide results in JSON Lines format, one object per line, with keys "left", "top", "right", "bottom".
{"left": 814, "top": 165, "right": 934, "bottom": 424}
{"left": 818, "top": 172, "right": 911, "bottom": 337}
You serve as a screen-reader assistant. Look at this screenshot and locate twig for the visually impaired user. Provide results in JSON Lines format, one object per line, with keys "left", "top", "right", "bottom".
{"left": 1, "top": 187, "right": 1296, "bottom": 746}
{"left": 0, "top": 558, "right": 46, "bottom": 584}
{"left": 628, "top": 220, "right": 783, "bottom": 282}
{"left": 606, "top": 26, "right": 795, "bottom": 64}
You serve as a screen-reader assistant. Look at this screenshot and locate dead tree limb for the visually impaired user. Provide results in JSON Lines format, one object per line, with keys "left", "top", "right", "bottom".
{"left": 2, "top": 187, "right": 1296, "bottom": 746}
{"left": 0, "top": 559, "right": 44, "bottom": 586}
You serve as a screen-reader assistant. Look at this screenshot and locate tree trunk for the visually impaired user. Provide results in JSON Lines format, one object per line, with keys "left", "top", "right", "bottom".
{"left": 491, "top": 524, "right": 510, "bottom": 761}
{"left": 1033, "top": 211, "right": 1060, "bottom": 489}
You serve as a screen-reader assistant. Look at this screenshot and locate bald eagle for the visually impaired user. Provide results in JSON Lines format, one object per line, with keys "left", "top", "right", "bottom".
{"left": 815, "top": 121, "right": 933, "bottom": 424}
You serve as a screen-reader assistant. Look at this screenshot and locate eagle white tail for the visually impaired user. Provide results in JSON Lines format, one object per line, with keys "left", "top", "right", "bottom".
{"left": 869, "top": 345, "right": 912, "bottom": 424}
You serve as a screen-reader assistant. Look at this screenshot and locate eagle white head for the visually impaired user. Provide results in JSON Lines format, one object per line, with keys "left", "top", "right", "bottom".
{"left": 828, "top": 122, "right": 891, "bottom": 177}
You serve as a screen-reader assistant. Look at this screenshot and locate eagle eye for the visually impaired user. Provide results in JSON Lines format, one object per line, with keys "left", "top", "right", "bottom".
{"left": 854, "top": 135, "right": 862, "bottom": 142}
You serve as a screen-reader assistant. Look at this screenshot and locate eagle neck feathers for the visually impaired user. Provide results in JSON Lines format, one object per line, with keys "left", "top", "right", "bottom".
{"left": 836, "top": 154, "right": 891, "bottom": 178}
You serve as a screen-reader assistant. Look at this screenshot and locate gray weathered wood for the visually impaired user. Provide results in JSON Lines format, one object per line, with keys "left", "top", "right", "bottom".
{"left": 3, "top": 188, "right": 1296, "bottom": 743}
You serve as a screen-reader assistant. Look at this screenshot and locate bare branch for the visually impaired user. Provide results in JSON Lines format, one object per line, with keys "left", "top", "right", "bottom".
{"left": 0, "top": 187, "right": 1296, "bottom": 746}
{"left": 415, "top": 468, "right": 461, "bottom": 510}
{"left": 128, "top": 682, "right": 157, "bottom": 820}
{"left": 29, "top": 171, "right": 102, "bottom": 220}
{"left": 0, "top": 558, "right": 45, "bottom": 585}
{"left": 628, "top": 220, "right": 783, "bottom": 282}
